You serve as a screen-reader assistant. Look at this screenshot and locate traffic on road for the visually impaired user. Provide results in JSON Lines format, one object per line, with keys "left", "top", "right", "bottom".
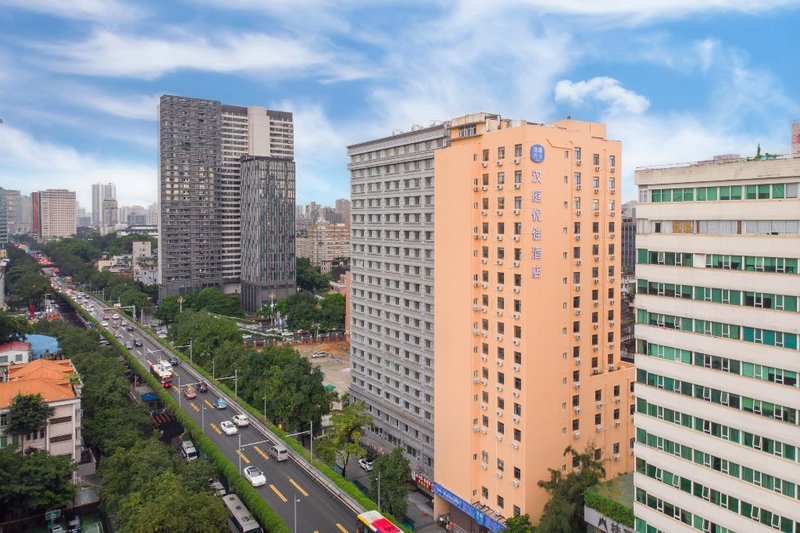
{"left": 68, "top": 290, "right": 361, "bottom": 533}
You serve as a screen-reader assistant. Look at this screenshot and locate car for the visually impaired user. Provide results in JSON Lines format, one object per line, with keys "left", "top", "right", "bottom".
{"left": 208, "top": 478, "right": 226, "bottom": 497}
{"left": 232, "top": 414, "right": 250, "bottom": 427}
{"left": 125, "top": 341, "right": 134, "bottom": 349}
{"left": 134, "top": 339, "right": 143, "bottom": 347}
{"left": 243, "top": 466, "right": 266, "bottom": 487}
{"left": 102, "top": 315, "right": 110, "bottom": 320}
{"left": 120, "top": 320, "right": 128, "bottom": 326}
{"left": 112, "top": 323, "right": 119, "bottom": 330}
{"left": 99, "top": 339, "right": 110, "bottom": 346}
{"left": 312, "top": 351, "right": 328, "bottom": 358}
{"left": 101, "top": 321, "right": 109, "bottom": 327}
{"left": 213, "top": 398, "right": 228, "bottom": 409}
{"left": 183, "top": 385, "right": 197, "bottom": 399}
{"left": 157, "top": 332, "right": 168, "bottom": 339}
{"left": 197, "top": 381, "right": 208, "bottom": 393}
{"left": 114, "top": 332, "right": 122, "bottom": 338}
{"left": 167, "top": 355, "right": 180, "bottom": 366}
{"left": 112, "top": 314, "right": 119, "bottom": 320}
{"left": 359, "top": 458, "right": 374, "bottom": 471}
{"left": 126, "top": 325, "right": 135, "bottom": 331}
{"left": 220, "top": 420, "right": 238, "bottom": 435}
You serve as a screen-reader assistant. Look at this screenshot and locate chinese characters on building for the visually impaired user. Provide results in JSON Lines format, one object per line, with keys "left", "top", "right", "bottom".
{"left": 531, "top": 168, "right": 542, "bottom": 280}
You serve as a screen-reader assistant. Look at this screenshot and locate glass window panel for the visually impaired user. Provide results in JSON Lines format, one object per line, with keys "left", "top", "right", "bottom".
{"left": 746, "top": 185, "right": 757, "bottom": 199}
{"left": 720, "top": 186, "right": 731, "bottom": 200}
{"left": 684, "top": 188, "right": 694, "bottom": 201}
{"left": 772, "top": 184, "right": 785, "bottom": 199}
{"left": 697, "top": 187, "right": 707, "bottom": 201}
{"left": 707, "top": 187, "right": 718, "bottom": 200}
{"left": 731, "top": 186, "right": 742, "bottom": 199}
{"left": 758, "top": 184, "right": 770, "bottom": 199}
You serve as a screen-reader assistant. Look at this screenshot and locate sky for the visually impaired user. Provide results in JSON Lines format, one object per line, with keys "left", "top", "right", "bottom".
{"left": 1, "top": 1, "right": 799, "bottom": 211}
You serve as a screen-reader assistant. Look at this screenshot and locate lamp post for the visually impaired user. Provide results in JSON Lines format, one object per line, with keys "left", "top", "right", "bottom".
{"left": 175, "top": 340, "right": 192, "bottom": 363}
{"left": 269, "top": 292, "right": 276, "bottom": 327}
{"left": 201, "top": 405, "right": 205, "bottom": 434}
{"left": 176, "top": 373, "right": 181, "bottom": 409}
{"left": 177, "top": 296, "right": 184, "bottom": 314}
{"left": 293, "top": 493, "right": 300, "bottom": 533}
{"left": 263, "top": 396, "right": 267, "bottom": 422}
{"left": 377, "top": 472, "right": 381, "bottom": 512}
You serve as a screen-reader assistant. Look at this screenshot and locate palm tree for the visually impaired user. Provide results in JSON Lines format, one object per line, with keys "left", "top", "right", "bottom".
{"left": 6, "top": 394, "right": 54, "bottom": 452}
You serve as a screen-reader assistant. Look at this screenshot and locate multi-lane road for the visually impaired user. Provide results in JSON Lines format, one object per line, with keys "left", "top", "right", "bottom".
{"left": 72, "top": 292, "right": 361, "bottom": 533}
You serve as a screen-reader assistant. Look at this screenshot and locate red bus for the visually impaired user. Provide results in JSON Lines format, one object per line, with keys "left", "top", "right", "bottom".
{"left": 150, "top": 363, "right": 173, "bottom": 388}
{"left": 356, "top": 511, "right": 401, "bottom": 533}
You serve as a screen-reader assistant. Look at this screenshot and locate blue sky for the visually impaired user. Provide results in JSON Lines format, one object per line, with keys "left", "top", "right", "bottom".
{"left": 1, "top": 0, "right": 799, "bottom": 211}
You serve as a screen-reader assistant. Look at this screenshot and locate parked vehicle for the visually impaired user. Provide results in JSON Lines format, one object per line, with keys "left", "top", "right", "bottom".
{"left": 180, "top": 440, "right": 198, "bottom": 461}
{"left": 359, "top": 458, "right": 374, "bottom": 471}
{"left": 208, "top": 478, "right": 226, "bottom": 497}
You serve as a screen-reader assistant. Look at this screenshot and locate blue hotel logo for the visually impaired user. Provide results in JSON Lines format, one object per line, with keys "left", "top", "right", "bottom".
{"left": 530, "top": 144, "right": 545, "bottom": 163}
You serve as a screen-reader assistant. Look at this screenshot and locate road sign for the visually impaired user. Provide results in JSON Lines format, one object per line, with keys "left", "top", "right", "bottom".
{"left": 45, "top": 509, "right": 61, "bottom": 521}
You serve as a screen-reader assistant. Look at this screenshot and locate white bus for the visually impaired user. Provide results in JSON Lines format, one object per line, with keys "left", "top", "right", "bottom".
{"left": 222, "top": 494, "right": 263, "bottom": 533}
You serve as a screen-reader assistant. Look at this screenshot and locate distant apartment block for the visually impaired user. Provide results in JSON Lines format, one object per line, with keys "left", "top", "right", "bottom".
{"left": 32, "top": 189, "right": 76, "bottom": 241}
{"left": 0, "top": 189, "right": 7, "bottom": 249}
{"left": 348, "top": 123, "right": 450, "bottom": 478}
{"left": 240, "top": 156, "right": 296, "bottom": 313}
{"left": 295, "top": 220, "right": 350, "bottom": 273}
{"left": 633, "top": 143, "right": 800, "bottom": 532}
{"left": 158, "top": 95, "right": 294, "bottom": 298}
{"left": 0, "top": 359, "right": 82, "bottom": 461}
{"left": 91, "top": 182, "right": 116, "bottom": 228}
{"left": 335, "top": 198, "right": 352, "bottom": 225}
{"left": 621, "top": 201, "right": 636, "bottom": 274}
{"left": 433, "top": 115, "right": 634, "bottom": 528}
{"left": 2, "top": 189, "right": 20, "bottom": 235}
{"left": 132, "top": 240, "right": 158, "bottom": 285}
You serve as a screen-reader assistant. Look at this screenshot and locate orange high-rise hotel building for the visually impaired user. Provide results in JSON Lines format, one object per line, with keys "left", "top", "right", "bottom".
{"left": 433, "top": 114, "right": 634, "bottom": 529}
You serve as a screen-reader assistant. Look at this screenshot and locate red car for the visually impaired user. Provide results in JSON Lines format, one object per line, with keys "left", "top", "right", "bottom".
{"left": 183, "top": 386, "right": 197, "bottom": 399}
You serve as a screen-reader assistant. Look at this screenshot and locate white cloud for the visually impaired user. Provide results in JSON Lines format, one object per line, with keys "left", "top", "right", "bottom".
{"left": 555, "top": 77, "right": 650, "bottom": 115}
{"left": 35, "top": 29, "right": 365, "bottom": 81}
{"left": 0, "top": 0, "right": 142, "bottom": 22}
{"left": 67, "top": 89, "right": 159, "bottom": 121}
{"left": 0, "top": 124, "right": 155, "bottom": 207}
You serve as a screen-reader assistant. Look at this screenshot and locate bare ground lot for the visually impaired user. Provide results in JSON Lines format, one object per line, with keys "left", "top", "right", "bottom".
{"left": 292, "top": 340, "right": 351, "bottom": 394}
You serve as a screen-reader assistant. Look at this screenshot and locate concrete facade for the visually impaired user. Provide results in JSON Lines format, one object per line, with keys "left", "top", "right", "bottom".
{"left": 35, "top": 189, "right": 76, "bottom": 241}
{"left": 348, "top": 123, "right": 450, "bottom": 478}
{"left": 240, "top": 156, "right": 296, "bottom": 313}
{"left": 633, "top": 152, "right": 800, "bottom": 532}
{"left": 433, "top": 115, "right": 634, "bottom": 527}
{"left": 295, "top": 220, "right": 350, "bottom": 273}
{"left": 91, "top": 182, "right": 116, "bottom": 228}
{"left": 158, "top": 95, "right": 293, "bottom": 298}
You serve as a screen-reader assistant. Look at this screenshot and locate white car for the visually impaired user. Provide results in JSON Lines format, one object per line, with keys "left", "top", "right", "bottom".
{"left": 101, "top": 321, "right": 109, "bottom": 327}
{"left": 312, "top": 351, "right": 328, "bottom": 358}
{"left": 220, "top": 420, "right": 238, "bottom": 435}
{"left": 243, "top": 466, "right": 266, "bottom": 487}
{"left": 112, "top": 313, "right": 119, "bottom": 320}
{"left": 359, "top": 458, "right": 374, "bottom": 471}
{"left": 232, "top": 414, "right": 250, "bottom": 427}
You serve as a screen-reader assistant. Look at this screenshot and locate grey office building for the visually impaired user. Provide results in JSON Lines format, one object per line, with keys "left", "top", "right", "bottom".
{"left": 347, "top": 124, "right": 450, "bottom": 477}
{"left": 0, "top": 188, "right": 7, "bottom": 249}
{"left": 158, "top": 95, "right": 294, "bottom": 298}
{"left": 621, "top": 201, "right": 636, "bottom": 273}
{"left": 240, "top": 156, "right": 296, "bottom": 312}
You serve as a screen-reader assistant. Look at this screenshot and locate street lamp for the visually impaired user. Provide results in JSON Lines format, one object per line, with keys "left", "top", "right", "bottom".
{"left": 176, "top": 373, "right": 181, "bottom": 409}
{"left": 201, "top": 404, "right": 206, "bottom": 434}
{"left": 174, "top": 340, "right": 193, "bottom": 363}
{"left": 177, "top": 296, "right": 184, "bottom": 314}
{"left": 293, "top": 493, "right": 301, "bottom": 533}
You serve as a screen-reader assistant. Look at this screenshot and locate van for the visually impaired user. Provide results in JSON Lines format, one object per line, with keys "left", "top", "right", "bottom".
{"left": 181, "top": 440, "right": 198, "bottom": 461}
{"left": 269, "top": 444, "right": 289, "bottom": 462}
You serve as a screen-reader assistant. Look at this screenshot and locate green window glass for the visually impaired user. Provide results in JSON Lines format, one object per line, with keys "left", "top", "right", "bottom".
{"left": 697, "top": 187, "right": 707, "bottom": 201}
{"left": 672, "top": 189, "right": 682, "bottom": 202}
{"left": 720, "top": 186, "right": 731, "bottom": 200}
{"left": 772, "top": 184, "right": 785, "bottom": 199}
{"left": 786, "top": 334, "right": 798, "bottom": 350}
{"left": 651, "top": 189, "right": 662, "bottom": 202}
{"left": 662, "top": 189, "right": 672, "bottom": 202}
{"left": 637, "top": 248, "right": 648, "bottom": 264}
{"left": 786, "top": 258, "right": 797, "bottom": 274}
{"left": 707, "top": 187, "right": 718, "bottom": 200}
{"left": 730, "top": 290, "right": 742, "bottom": 305}
{"left": 746, "top": 184, "right": 757, "bottom": 199}
{"left": 730, "top": 185, "right": 742, "bottom": 199}
{"left": 684, "top": 188, "right": 694, "bottom": 201}
{"left": 758, "top": 184, "right": 770, "bottom": 199}
{"left": 681, "top": 253, "right": 693, "bottom": 267}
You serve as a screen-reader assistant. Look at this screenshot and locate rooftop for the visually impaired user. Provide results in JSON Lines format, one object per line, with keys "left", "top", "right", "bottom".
{"left": 591, "top": 472, "right": 634, "bottom": 510}
{"left": 0, "top": 359, "right": 78, "bottom": 408}
{"left": 0, "top": 341, "right": 32, "bottom": 353}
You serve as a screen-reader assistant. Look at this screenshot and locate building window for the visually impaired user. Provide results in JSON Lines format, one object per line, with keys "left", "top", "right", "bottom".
{"left": 497, "top": 495, "right": 504, "bottom": 508}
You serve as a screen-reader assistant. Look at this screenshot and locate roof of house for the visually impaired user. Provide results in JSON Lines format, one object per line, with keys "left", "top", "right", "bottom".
{"left": 0, "top": 359, "right": 77, "bottom": 408}
{"left": 0, "top": 341, "right": 32, "bottom": 353}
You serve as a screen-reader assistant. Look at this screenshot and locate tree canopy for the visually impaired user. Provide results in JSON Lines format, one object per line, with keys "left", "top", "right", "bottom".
{"left": 316, "top": 397, "right": 373, "bottom": 472}
{"left": 275, "top": 291, "right": 345, "bottom": 331}
{"left": 155, "top": 287, "right": 244, "bottom": 323}
{"left": 536, "top": 445, "right": 606, "bottom": 532}
{"left": 6, "top": 393, "right": 54, "bottom": 452}
{"left": 0, "top": 310, "right": 31, "bottom": 344}
{"left": 0, "top": 448, "right": 76, "bottom": 522}
{"left": 296, "top": 257, "right": 330, "bottom": 292}
{"left": 369, "top": 446, "right": 411, "bottom": 520}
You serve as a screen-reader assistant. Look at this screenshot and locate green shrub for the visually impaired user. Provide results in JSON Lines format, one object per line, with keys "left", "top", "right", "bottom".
{"left": 584, "top": 486, "right": 634, "bottom": 527}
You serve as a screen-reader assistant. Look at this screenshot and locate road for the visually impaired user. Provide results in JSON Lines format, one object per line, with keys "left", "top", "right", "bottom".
{"left": 71, "top": 292, "right": 360, "bottom": 533}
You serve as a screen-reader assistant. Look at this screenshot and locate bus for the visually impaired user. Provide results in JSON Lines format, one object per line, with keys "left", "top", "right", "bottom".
{"left": 356, "top": 511, "right": 401, "bottom": 533}
{"left": 149, "top": 363, "right": 173, "bottom": 388}
{"left": 222, "top": 494, "right": 263, "bottom": 533}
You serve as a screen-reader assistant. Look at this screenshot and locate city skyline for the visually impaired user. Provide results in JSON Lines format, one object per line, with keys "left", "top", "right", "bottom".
{"left": 1, "top": 2, "right": 799, "bottom": 209}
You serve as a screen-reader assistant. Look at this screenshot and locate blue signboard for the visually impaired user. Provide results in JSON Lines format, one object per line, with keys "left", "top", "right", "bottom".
{"left": 432, "top": 482, "right": 506, "bottom": 532}
{"left": 530, "top": 144, "right": 545, "bottom": 163}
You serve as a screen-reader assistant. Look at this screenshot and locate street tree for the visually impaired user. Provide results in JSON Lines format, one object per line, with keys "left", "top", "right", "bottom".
{"left": 0, "top": 310, "right": 31, "bottom": 343}
{"left": 368, "top": 446, "right": 411, "bottom": 519}
{"left": 115, "top": 470, "right": 227, "bottom": 532}
{"left": 315, "top": 396, "right": 373, "bottom": 472}
{"left": 504, "top": 514, "right": 533, "bottom": 533}
{"left": 536, "top": 445, "right": 606, "bottom": 531}
{"left": 296, "top": 257, "right": 329, "bottom": 292}
{"left": 0, "top": 447, "right": 76, "bottom": 521}
{"left": 6, "top": 394, "right": 54, "bottom": 452}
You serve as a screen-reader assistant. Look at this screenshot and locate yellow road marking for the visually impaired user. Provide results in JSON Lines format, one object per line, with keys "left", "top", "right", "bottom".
{"left": 270, "top": 484, "right": 287, "bottom": 502}
{"left": 336, "top": 524, "right": 348, "bottom": 533}
{"left": 288, "top": 478, "right": 308, "bottom": 497}
{"left": 204, "top": 399, "right": 215, "bottom": 409}
{"left": 189, "top": 403, "right": 199, "bottom": 412}
{"left": 210, "top": 423, "right": 222, "bottom": 435}
{"left": 254, "top": 445, "right": 269, "bottom": 461}
{"left": 171, "top": 385, "right": 179, "bottom": 392}
{"left": 237, "top": 450, "right": 250, "bottom": 464}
